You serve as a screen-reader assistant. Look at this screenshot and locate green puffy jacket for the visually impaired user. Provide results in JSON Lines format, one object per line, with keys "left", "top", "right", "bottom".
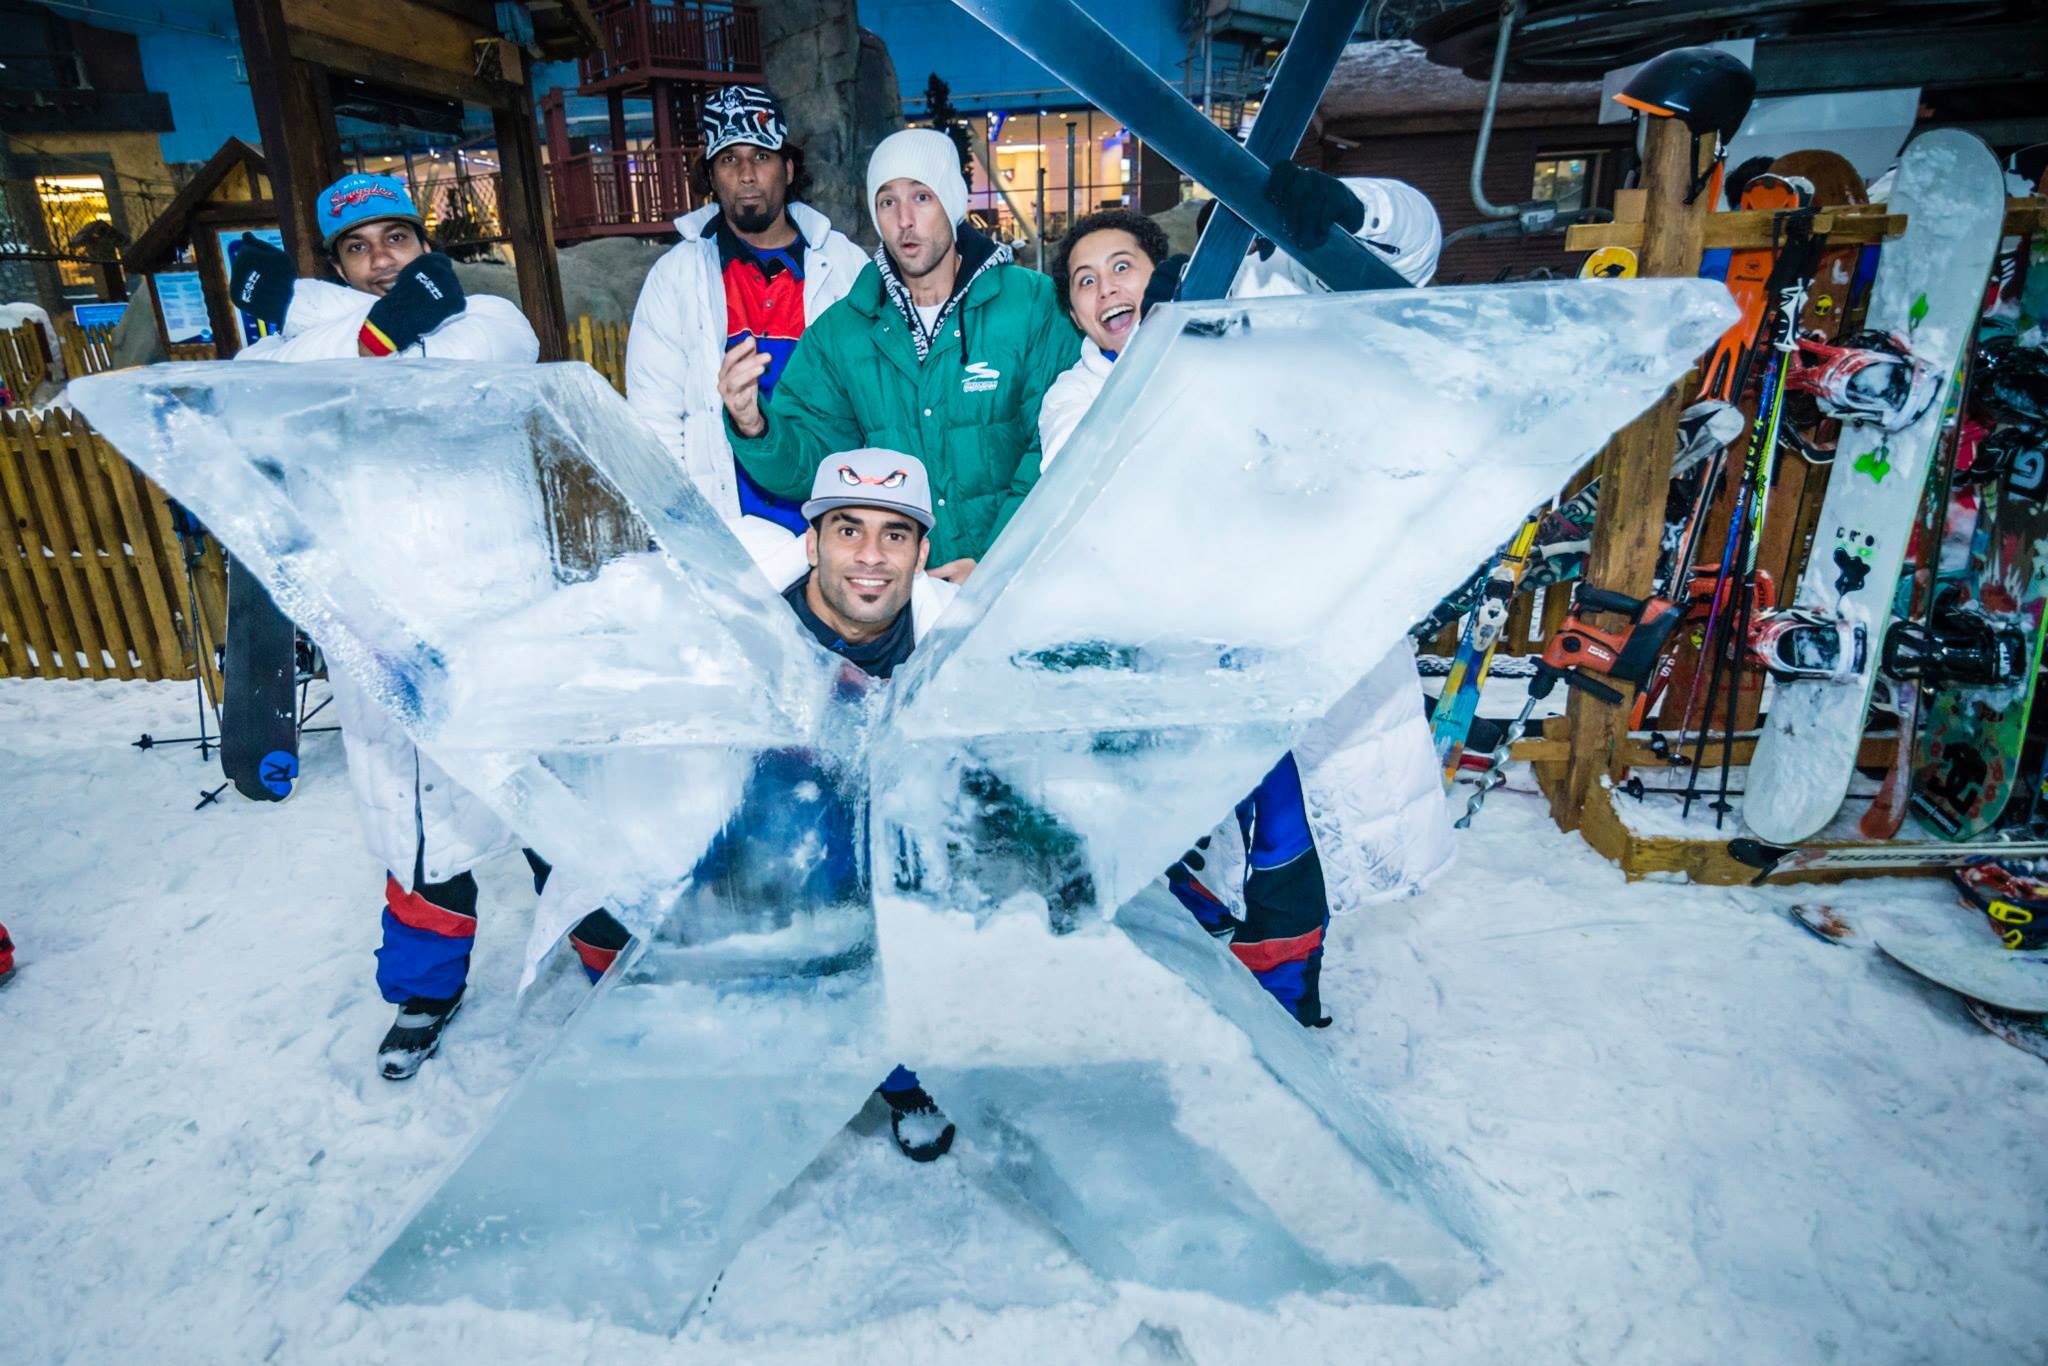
{"left": 728, "top": 245, "right": 1080, "bottom": 566}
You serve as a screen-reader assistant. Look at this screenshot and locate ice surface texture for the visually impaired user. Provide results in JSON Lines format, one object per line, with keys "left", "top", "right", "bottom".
{"left": 70, "top": 275, "right": 1732, "bottom": 1330}
{"left": 877, "top": 279, "right": 1740, "bottom": 921}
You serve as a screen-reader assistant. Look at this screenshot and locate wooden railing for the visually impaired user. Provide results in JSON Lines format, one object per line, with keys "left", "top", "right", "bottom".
{"left": 579, "top": 0, "right": 762, "bottom": 87}
{"left": 0, "top": 407, "right": 225, "bottom": 695}
{"left": 549, "top": 148, "right": 695, "bottom": 239}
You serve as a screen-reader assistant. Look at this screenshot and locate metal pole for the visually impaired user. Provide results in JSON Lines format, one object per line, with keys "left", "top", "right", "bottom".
{"left": 1066, "top": 120, "right": 1077, "bottom": 223}
{"left": 1035, "top": 164, "right": 1046, "bottom": 270}
{"left": 1202, "top": 16, "right": 1213, "bottom": 122}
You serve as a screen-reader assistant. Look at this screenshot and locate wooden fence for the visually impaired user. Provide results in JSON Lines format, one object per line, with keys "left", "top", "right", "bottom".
{"left": 0, "top": 408, "right": 226, "bottom": 697}
{"left": 0, "top": 320, "right": 51, "bottom": 405}
{"left": 569, "top": 315, "right": 629, "bottom": 393}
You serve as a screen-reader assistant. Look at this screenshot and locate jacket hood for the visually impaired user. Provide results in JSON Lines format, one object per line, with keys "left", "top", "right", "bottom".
{"left": 673, "top": 199, "right": 839, "bottom": 249}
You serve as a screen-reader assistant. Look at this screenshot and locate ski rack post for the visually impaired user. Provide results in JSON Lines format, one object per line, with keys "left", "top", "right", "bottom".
{"left": 1539, "top": 114, "right": 1715, "bottom": 834}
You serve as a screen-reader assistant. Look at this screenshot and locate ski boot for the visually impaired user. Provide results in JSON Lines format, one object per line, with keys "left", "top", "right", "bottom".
{"left": 878, "top": 1083, "right": 957, "bottom": 1163}
{"left": 1749, "top": 607, "right": 1867, "bottom": 682}
{"left": 1882, "top": 604, "right": 2031, "bottom": 690}
{"left": 1787, "top": 329, "right": 1941, "bottom": 431}
{"left": 378, "top": 990, "right": 464, "bottom": 1081}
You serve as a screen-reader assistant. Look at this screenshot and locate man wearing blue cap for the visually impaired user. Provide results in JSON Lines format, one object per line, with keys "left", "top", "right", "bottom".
{"left": 228, "top": 172, "right": 535, "bottom": 362}
{"left": 228, "top": 172, "right": 628, "bottom": 1082}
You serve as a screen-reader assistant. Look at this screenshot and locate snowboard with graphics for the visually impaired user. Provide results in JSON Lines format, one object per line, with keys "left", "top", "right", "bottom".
{"left": 1910, "top": 234, "right": 2046, "bottom": 837}
{"left": 1743, "top": 131, "right": 2007, "bottom": 845}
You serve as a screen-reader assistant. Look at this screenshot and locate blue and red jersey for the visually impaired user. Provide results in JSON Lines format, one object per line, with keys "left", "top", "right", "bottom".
{"left": 718, "top": 215, "right": 809, "bottom": 530}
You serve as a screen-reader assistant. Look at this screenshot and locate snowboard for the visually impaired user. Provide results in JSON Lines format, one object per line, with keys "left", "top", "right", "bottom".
{"left": 1876, "top": 932, "right": 2048, "bottom": 1013}
{"left": 1580, "top": 246, "right": 1637, "bottom": 280}
{"left": 221, "top": 552, "right": 300, "bottom": 802}
{"left": 1910, "top": 234, "right": 2044, "bottom": 838}
{"left": 1964, "top": 999, "right": 2048, "bottom": 1061}
{"left": 1742, "top": 131, "right": 2008, "bottom": 845}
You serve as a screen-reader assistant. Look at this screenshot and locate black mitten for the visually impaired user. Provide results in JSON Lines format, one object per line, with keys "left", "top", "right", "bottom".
{"left": 228, "top": 233, "right": 295, "bottom": 328}
{"left": 1263, "top": 161, "right": 1366, "bottom": 250}
{"left": 1141, "top": 252, "right": 1190, "bottom": 317}
{"left": 359, "top": 253, "right": 464, "bottom": 355}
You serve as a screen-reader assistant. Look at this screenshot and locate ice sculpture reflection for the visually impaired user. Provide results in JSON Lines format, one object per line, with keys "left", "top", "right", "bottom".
{"left": 70, "top": 276, "right": 1735, "bottom": 1331}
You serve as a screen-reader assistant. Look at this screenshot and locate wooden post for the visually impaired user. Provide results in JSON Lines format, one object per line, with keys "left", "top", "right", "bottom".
{"left": 492, "top": 97, "right": 571, "bottom": 361}
{"left": 232, "top": 0, "right": 342, "bottom": 279}
{"left": 1545, "top": 116, "right": 1715, "bottom": 831}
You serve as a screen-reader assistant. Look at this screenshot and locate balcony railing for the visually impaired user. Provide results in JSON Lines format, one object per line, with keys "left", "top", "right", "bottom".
{"left": 548, "top": 149, "right": 695, "bottom": 238}
{"left": 578, "top": 0, "right": 763, "bottom": 89}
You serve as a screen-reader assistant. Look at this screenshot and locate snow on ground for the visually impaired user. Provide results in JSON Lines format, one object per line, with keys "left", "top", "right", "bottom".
{"left": 4, "top": 678, "right": 2046, "bottom": 1365}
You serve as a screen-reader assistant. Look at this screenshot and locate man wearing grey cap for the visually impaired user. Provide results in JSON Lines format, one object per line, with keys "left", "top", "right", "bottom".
{"left": 719, "top": 127, "right": 1079, "bottom": 586}
{"left": 758, "top": 449, "right": 961, "bottom": 1160}
{"left": 782, "top": 447, "right": 956, "bottom": 680}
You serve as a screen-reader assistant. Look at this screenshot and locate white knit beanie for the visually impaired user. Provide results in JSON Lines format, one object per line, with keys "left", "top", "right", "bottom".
{"left": 866, "top": 127, "right": 969, "bottom": 235}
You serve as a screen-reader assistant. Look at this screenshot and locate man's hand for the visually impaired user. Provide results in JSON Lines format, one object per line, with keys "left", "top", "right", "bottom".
{"left": 719, "top": 332, "right": 771, "bottom": 438}
{"left": 358, "top": 254, "right": 464, "bottom": 356}
{"left": 928, "top": 557, "right": 976, "bottom": 584}
{"left": 228, "top": 233, "right": 295, "bottom": 329}
{"left": 1263, "top": 161, "right": 1365, "bottom": 252}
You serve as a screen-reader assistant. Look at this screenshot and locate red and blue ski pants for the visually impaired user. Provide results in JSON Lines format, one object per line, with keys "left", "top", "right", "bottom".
{"left": 374, "top": 850, "right": 630, "bottom": 1003}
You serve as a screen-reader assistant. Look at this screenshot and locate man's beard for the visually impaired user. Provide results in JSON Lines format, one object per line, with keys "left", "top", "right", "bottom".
{"left": 727, "top": 199, "right": 782, "bottom": 235}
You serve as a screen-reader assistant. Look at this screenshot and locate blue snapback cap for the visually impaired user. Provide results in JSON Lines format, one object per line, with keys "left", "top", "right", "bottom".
{"left": 316, "top": 173, "right": 425, "bottom": 248}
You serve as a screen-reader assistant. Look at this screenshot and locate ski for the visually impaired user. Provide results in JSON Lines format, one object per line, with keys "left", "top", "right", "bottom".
{"left": 1965, "top": 999, "right": 2048, "bottom": 1061}
{"left": 1432, "top": 513, "right": 1543, "bottom": 785}
{"left": 1729, "top": 834, "right": 2048, "bottom": 880}
{"left": 1743, "top": 130, "right": 2008, "bottom": 844}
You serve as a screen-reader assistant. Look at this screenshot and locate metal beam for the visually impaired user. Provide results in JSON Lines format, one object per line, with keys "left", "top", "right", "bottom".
{"left": 1182, "top": 0, "right": 1367, "bottom": 301}
{"left": 1752, "top": 24, "right": 2048, "bottom": 95}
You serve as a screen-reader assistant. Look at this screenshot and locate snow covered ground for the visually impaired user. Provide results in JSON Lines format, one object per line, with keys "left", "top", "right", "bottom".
{"left": 4, "top": 678, "right": 2046, "bottom": 1365}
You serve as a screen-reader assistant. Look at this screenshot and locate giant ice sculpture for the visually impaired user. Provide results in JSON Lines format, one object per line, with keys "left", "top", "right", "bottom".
{"left": 72, "top": 276, "right": 1735, "bottom": 1331}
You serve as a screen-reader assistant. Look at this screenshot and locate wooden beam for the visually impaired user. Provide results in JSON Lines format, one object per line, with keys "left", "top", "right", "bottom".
{"left": 281, "top": 0, "right": 491, "bottom": 79}
{"left": 491, "top": 97, "right": 568, "bottom": 361}
{"left": 233, "top": 0, "right": 343, "bottom": 280}
{"left": 1547, "top": 114, "right": 1714, "bottom": 834}
{"left": 1566, "top": 207, "right": 1909, "bottom": 253}
{"left": 285, "top": 28, "right": 519, "bottom": 110}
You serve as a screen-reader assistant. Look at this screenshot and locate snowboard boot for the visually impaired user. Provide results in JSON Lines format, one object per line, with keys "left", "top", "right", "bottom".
{"left": 378, "top": 989, "right": 464, "bottom": 1081}
{"left": 879, "top": 1084, "right": 956, "bottom": 1163}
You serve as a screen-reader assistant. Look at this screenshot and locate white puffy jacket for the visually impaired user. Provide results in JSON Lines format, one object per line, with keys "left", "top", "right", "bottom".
{"left": 238, "top": 278, "right": 538, "bottom": 884}
{"left": 625, "top": 201, "right": 867, "bottom": 524}
{"left": 1035, "top": 303, "right": 1452, "bottom": 911}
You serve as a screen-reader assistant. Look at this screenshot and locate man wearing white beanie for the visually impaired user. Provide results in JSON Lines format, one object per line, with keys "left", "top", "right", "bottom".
{"left": 718, "top": 126, "right": 1079, "bottom": 584}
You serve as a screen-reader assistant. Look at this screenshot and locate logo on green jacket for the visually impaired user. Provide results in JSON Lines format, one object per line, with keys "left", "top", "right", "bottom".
{"left": 962, "top": 360, "right": 1001, "bottom": 394}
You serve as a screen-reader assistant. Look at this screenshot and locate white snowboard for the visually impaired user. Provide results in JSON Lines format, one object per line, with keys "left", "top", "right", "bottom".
{"left": 1877, "top": 933, "right": 2048, "bottom": 1014}
{"left": 1744, "top": 130, "right": 2007, "bottom": 844}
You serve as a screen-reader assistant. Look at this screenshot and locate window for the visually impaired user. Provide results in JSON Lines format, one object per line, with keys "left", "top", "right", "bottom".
{"left": 1532, "top": 154, "right": 1599, "bottom": 214}
{"left": 36, "top": 175, "right": 113, "bottom": 288}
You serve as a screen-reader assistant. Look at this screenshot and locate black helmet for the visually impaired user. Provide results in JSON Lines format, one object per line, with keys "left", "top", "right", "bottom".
{"left": 1614, "top": 47, "right": 1756, "bottom": 142}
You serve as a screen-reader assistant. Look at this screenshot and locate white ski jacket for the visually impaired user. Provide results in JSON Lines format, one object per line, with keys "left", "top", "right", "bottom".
{"left": 1036, "top": 316, "right": 1452, "bottom": 911}
{"left": 239, "top": 277, "right": 538, "bottom": 884}
{"left": 625, "top": 201, "right": 868, "bottom": 522}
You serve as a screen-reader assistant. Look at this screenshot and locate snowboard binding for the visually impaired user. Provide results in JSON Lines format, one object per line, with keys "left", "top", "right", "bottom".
{"left": 1748, "top": 607, "right": 1868, "bottom": 682}
{"left": 1883, "top": 603, "right": 2031, "bottom": 690}
{"left": 1786, "top": 329, "right": 1940, "bottom": 432}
